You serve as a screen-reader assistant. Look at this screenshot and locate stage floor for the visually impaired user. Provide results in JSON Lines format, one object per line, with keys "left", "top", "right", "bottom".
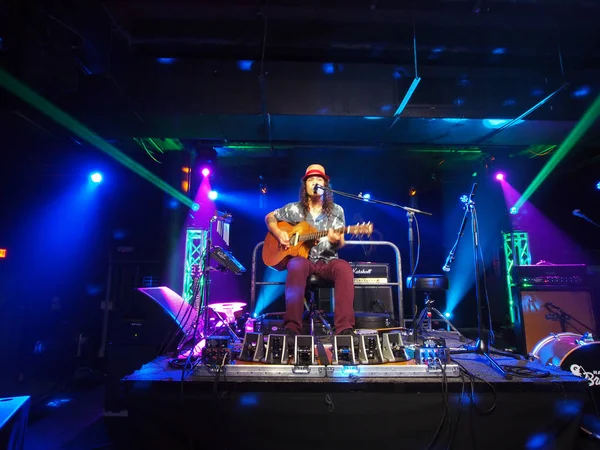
{"left": 120, "top": 332, "right": 596, "bottom": 450}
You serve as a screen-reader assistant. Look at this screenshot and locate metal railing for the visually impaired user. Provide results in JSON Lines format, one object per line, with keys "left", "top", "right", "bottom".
{"left": 250, "top": 240, "right": 404, "bottom": 326}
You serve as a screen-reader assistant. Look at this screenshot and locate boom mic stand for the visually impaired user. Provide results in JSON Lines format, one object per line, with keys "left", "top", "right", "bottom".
{"left": 444, "top": 183, "right": 511, "bottom": 379}
{"left": 314, "top": 184, "right": 432, "bottom": 331}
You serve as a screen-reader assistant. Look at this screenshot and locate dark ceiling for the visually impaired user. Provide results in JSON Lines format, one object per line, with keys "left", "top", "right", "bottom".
{"left": 1, "top": 0, "right": 600, "bottom": 169}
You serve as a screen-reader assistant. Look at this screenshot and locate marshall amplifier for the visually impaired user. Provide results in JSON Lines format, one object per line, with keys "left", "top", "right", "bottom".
{"left": 350, "top": 262, "right": 389, "bottom": 284}
{"left": 350, "top": 262, "right": 394, "bottom": 316}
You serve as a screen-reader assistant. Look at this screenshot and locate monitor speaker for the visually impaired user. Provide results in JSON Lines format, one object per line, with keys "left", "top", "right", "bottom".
{"left": 518, "top": 290, "right": 596, "bottom": 354}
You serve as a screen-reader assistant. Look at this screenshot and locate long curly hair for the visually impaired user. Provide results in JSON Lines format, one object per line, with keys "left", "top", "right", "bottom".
{"left": 299, "top": 178, "right": 334, "bottom": 217}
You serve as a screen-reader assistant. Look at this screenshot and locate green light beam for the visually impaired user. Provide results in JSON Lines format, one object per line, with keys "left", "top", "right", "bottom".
{"left": 0, "top": 68, "right": 196, "bottom": 209}
{"left": 513, "top": 93, "right": 600, "bottom": 212}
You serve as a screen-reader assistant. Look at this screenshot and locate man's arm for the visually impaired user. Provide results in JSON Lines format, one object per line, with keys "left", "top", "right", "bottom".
{"left": 265, "top": 211, "right": 281, "bottom": 237}
{"left": 265, "top": 210, "right": 291, "bottom": 248}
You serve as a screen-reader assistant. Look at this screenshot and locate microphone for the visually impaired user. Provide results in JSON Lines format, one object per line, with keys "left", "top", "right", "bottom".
{"left": 442, "top": 253, "right": 452, "bottom": 272}
{"left": 573, "top": 209, "right": 600, "bottom": 228}
{"left": 313, "top": 184, "right": 325, "bottom": 195}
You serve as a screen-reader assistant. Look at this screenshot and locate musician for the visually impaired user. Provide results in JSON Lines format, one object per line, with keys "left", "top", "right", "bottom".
{"left": 265, "top": 164, "right": 355, "bottom": 336}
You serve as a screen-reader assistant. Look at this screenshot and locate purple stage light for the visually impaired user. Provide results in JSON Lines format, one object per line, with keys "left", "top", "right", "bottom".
{"left": 201, "top": 167, "right": 210, "bottom": 177}
{"left": 495, "top": 173, "right": 505, "bottom": 181}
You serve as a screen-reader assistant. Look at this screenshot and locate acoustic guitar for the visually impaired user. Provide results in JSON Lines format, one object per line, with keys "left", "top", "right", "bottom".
{"left": 262, "top": 221, "right": 374, "bottom": 271}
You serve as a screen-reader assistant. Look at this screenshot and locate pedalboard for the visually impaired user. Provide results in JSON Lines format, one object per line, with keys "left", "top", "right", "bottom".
{"left": 239, "top": 332, "right": 265, "bottom": 362}
{"left": 263, "top": 334, "right": 288, "bottom": 365}
{"left": 332, "top": 335, "right": 357, "bottom": 365}
{"left": 294, "top": 336, "right": 315, "bottom": 366}
{"left": 358, "top": 334, "right": 385, "bottom": 364}
{"left": 381, "top": 333, "right": 408, "bottom": 362}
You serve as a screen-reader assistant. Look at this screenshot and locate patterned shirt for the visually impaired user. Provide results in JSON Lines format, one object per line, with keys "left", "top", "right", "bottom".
{"left": 273, "top": 202, "right": 346, "bottom": 263}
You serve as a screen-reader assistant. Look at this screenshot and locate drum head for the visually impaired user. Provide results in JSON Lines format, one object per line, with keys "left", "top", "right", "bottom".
{"left": 559, "top": 341, "right": 600, "bottom": 383}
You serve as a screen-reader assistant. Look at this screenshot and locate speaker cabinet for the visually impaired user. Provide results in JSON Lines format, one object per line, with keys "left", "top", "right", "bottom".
{"left": 354, "top": 286, "right": 394, "bottom": 315}
{"left": 518, "top": 290, "right": 596, "bottom": 354}
{"left": 318, "top": 286, "right": 394, "bottom": 315}
{"left": 0, "top": 396, "right": 30, "bottom": 450}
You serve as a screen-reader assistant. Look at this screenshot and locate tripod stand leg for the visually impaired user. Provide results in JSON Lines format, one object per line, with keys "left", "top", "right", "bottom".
{"left": 413, "top": 307, "right": 429, "bottom": 342}
{"left": 430, "top": 308, "right": 463, "bottom": 336}
{"left": 313, "top": 311, "right": 332, "bottom": 335}
{"left": 482, "top": 351, "right": 511, "bottom": 380}
{"left": 210, "top": 309, "right": 241, "bottom": 341}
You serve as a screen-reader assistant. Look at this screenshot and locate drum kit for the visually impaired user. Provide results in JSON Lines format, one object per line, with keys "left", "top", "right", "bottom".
{"left": 530, "top": 331, "right": 600, "bottom": 438}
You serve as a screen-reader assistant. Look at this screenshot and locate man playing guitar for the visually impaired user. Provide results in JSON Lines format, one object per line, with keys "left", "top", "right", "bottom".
{"left": 264, "top": 164, "right": 356, "bottom": 337}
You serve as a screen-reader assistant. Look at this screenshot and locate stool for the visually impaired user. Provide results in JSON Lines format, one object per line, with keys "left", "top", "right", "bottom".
{"left": 304, "top": 275, "right": 334, "bottom": 336}
{"left": 407, "top": 274, "right": 460, "bottom": 335}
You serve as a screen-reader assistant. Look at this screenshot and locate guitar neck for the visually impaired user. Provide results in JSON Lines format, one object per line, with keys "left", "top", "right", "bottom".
{"left": 298, "top": 227, "right": 347, "bottom": 243}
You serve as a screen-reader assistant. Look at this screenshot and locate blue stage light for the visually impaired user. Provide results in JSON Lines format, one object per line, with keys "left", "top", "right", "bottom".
{"left": 237, "top": 60, "right": 254, "bottom": 71}
{"left": 322, "top": 63, "right": 335, "bottom": 74}
{"left": 208, "top": 190, "right": 218, "bottom": 200}
{"left": 444, "top": 312, "right": 452, "bottom": 318}
{"left": 596, "top": 181, "right": 600, "bottom": 190}
{"left": 90, "top": 172, "right": 102, "bottom": 183}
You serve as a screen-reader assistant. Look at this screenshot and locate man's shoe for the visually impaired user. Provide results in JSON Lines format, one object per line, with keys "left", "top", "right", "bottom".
{"left": 337, "top": 328, "right": 356, "bottom": 337}
{"left": 283, "top": 328, "right": 298, "bottom": 346}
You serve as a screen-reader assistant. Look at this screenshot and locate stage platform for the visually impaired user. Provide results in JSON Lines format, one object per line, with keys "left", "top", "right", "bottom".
{"left": 119, "top": 332, "right": 598, "bottom": 450}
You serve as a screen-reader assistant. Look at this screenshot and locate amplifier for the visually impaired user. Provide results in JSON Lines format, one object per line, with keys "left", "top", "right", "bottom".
{"left": 512, "top": 264, "right": 587, "bottom": 289}
{"left": 350, "top": 262, "right": 389, "bottom": 284}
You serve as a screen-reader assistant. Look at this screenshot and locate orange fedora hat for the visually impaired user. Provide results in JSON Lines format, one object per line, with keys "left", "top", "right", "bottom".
{"left": 302, "top": 164, "right": 329, "bottom": 180}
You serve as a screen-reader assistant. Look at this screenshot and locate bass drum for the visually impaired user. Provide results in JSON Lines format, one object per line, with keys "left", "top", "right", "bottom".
{"left": 531, "top": 332, "right": 600, "bottom": 438}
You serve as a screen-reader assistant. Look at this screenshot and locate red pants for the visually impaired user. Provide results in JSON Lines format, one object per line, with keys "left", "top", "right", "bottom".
{"left": 283, "top": 257, "right": 355, "bottom": 334}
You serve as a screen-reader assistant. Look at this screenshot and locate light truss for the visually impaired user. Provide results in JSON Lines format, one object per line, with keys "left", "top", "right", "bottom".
{"left": 502, "top": 231, "right": 531, "bottom": 323}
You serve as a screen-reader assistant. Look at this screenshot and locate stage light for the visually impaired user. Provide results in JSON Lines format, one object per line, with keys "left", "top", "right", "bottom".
{"left": 510, "top": 207, "right": 518, "bottom": 215}
{"left": 191, "top": 203, "right": 200, "bottom": 211}
{"left": 0, "top": 248, "right": 6, "bottom": 258}
{"left": 237, "top": 60, "right": 254, "bottom": 71}
{"left": 596, "top": 181, "right": 600, "bottom": 190}
{"left": 362, "top": 193, "right": 371, "bottom": 201}
{"left": 208, "top": 190, "right": 218, "bottom": 200}
{"left": 495, "top": 172, "right": 505, "bottom": 181}
{"left": 201, "top": 167, "right": 210, "bottom": 177}
{"left": 90, "top": 172, "right": 103, "bottom": 183}
{"left": 444, "top": 312, "right": 452, "bottom": 318}
{"left": 322, "top": 63, "right": 335, "bottom": 74}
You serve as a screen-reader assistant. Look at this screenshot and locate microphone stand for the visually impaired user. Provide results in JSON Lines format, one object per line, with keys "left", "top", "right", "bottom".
{"left": 445, "top": 183, "right": 512, "bottom": 379}
{"left": 545, "top": 303, "right": 594, "bottom": 335}
{"left": 315, "top": 184, "right": 432, "bottom": 330}
{"left": 573, "top": 210, "right": 600, "bottom": 229}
